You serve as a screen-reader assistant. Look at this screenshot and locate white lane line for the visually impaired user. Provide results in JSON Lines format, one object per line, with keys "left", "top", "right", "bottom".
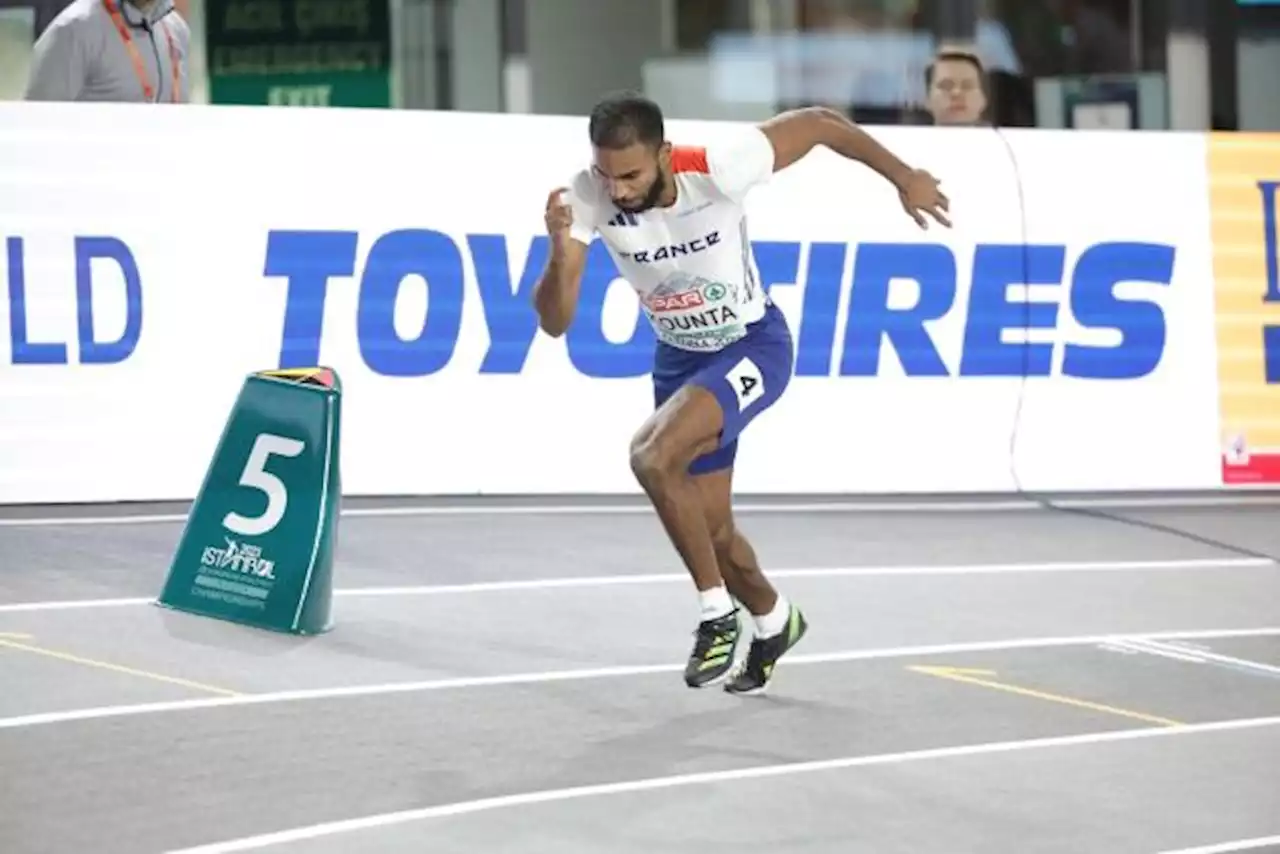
{"left": 1102, "top": 639, "right": 1209, "bottom": 663}
{"left": 1127, "top": 639, "right": 1280, "bottom": 679}
{"left": 1153, "top": 835, "right": 1280, "bottom": 854}
{"left": 3, "top": 493, "right": 1280, "bottom": 527}
{"left": 2, "top": 626, "right": 1278, "bottom": 731}
{"left": 166, "top": 713, "right": 1280, "bottom": 853}
{"left": 1, "top": 557, "right": 1273, "bottom": 614}
{"left": 0, "top": 596, "right": 153, "bottom": 614}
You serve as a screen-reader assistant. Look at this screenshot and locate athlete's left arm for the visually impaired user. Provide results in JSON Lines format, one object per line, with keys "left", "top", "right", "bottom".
{"left": 758, "top": 107, "right": 951, "bottom": 228}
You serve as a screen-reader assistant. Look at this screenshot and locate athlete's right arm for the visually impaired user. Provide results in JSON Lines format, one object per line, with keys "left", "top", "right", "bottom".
{"left": 533, "top": 186, "right": 591, "bottom": 338}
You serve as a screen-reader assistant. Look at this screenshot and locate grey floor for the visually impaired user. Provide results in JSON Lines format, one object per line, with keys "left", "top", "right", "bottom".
{"left": 1, "top": 495, "right": 1279, "bottom": 854}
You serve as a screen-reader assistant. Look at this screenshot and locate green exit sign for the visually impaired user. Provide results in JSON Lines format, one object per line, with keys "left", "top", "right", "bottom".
{"left": 268, "top": 84, "right": 332, "bottom": 105}
{"left": 204, "top": 0, "right": 392, "bottom": 107}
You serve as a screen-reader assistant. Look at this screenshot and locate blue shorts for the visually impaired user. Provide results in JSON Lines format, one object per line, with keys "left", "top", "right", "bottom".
{"left": 651, "top": 300, "right": 795, "bottom": 475}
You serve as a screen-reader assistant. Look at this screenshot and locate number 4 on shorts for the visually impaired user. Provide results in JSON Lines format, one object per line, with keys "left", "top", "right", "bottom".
{"left": 725, "top": 357, "right": 765, "bottom": 409}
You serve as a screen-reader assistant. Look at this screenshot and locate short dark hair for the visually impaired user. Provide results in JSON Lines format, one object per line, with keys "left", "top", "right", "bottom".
{"left": 588, "top": 91, "right": 665, "bottom": 150}
{"left": 924, "top": 49, "right": 986, "bottom": 89}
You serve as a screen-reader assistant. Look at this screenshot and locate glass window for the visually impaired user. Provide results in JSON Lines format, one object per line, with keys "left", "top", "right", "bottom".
{"left": 675, "top": 0, "right": 742, "bottom": 51}
{"left": 0, "top": 2, "right": 35, "bottom": 100}
{"left": 1238, "top": 0, "right": 1280, "bottom": 34}
{"left": 979, "top": 0, "right": 1161, "bottom": 128}
{"left": 1237, "top": 0, "right": 1280, "bottom": 129}
{"left": 986, "top": 0, "right": 1137, "bottom": 78}
{"left": 501, "top": 0, "right": 526, "bottom": 56}
{"left": 772, "top": 0, "right": 936, "bottom": 124}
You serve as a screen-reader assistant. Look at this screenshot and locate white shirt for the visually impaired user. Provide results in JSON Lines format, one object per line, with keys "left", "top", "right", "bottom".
{"left": 564, "top": 126, "right": 777, "bottom": 353}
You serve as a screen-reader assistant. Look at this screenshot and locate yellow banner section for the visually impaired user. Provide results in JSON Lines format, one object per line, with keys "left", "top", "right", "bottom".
{"left": 1209, "top": 133, "right": 1280, "bottom": 485}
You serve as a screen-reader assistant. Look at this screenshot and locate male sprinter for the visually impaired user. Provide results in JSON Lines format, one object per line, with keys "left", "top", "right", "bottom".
{"left": 533, "top": 92, "right": 950, "bottom": 695}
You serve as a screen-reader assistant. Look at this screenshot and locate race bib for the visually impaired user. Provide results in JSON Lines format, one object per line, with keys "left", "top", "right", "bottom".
{"left": 642, "top": 273, "right": 747, "bottom": 351}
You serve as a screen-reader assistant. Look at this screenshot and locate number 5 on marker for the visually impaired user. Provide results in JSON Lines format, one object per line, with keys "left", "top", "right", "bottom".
{"left": 159, "top": 366, "right": 342, "bottom": 637}
{"left": 223, "top": 433, "right": 306, "bottom": 537}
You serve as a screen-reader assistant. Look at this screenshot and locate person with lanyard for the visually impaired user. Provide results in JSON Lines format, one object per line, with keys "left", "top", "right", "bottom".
{"left": 23, "top": 0, "right": 189, "bottom": 102}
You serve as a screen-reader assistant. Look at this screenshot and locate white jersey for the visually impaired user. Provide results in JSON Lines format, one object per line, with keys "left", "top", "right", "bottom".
{"left": 564, "top": 126, "right": 776, "bottom": 353}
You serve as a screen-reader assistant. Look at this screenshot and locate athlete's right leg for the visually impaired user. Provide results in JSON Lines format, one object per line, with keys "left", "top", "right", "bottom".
{"left": 693, "top": 463, "right": 807, "bottom": 695}
{"left": 631, "top": 382, "right": 743, "bottom": 688}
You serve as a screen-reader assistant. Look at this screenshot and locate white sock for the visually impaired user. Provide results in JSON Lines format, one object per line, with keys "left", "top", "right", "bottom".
{"left": 698, "top": 585, "right": 735, "bottom": 621}
{"left": 754, "top": 594, "right": 790, "bottom": 638}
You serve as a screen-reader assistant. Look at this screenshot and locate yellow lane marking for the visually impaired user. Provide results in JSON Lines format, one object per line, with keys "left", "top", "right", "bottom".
{"left": 917, "top": 666, "right": 997, "bottom": 677}
{"left": 0, "top": 637, "right": 241, "bottom": 698}
{"left": 909, "top": 664, "right": 1184, "bottom": 727}
{"left": 0, "top": 632, "right": 33, "bottom": 640}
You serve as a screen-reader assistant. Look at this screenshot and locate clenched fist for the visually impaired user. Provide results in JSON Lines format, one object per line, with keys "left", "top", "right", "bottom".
{"left": 545, "top": 187, "right": 574, "bottom": 246}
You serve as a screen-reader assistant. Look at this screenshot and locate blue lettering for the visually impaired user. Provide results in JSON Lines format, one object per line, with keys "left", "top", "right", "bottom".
{"left": 753, "top": 241, "right": 844, "bottom": 377}
{"left": 752, "top": 240, "right": 844, "bottom": 373}
{"left": 6, "top": 237, "right": 68, "bottom": 364}
{"left": 628, "top": 231, "right": 721, "bottom": 266}
{"left": 1262, "top": 181, "right": 1279, "bottom": 304}
{"left": 841, "top": 243, "right": 955, "bottom": 376}
{"left": 263, "top": 230, "right": 1173, "bottom": 381}
{"left": 961, "top": 245, "right": 1064, "bottom": 377}
{"left": 1063, "top": 242, "right": 1173, "bottom": 379}
{"left": 264, "top": 230, "right": 358, "bottom": 368}
{"left": 565, "top": 240, "right": 653, "bottom": 378}
{"left": 75, "top": 236, "right": 143, "bottom": 364}
{"left": 357, "top": 229, "right": 464, "bottom": 377}
{"left": 5, "top": 235, "right": 143, "bottom": 366}
{"left": 1260, "top": 181, "right": 1280, "bottom": 383}
{"left": 750, "top": 241, "right": 802, "bottom": 305}
{"left": 795, "top": 243, "right": 847, "bottom": 377}
{"left": 1267, "top": 327, "right": 1280, "bottom": 385}
{"left": 470, "top": 234, "right": 543, "bottom": 374}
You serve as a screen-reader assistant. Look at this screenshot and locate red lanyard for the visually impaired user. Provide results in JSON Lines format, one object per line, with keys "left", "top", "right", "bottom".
{"left": 101, "top": 0, "right": 181, "bottom": 103}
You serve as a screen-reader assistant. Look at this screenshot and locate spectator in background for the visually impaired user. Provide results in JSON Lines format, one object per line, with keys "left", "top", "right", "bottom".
{"left": 23, "top": 0, "right": 189, "bottom": 102}
{"left": 924, "top": 48, "right": 988, "bottom": 125}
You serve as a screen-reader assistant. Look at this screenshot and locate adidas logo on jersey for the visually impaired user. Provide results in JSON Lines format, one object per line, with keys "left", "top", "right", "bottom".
{"left": 606, "top": 210, "right": 640, "bottom": 227}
